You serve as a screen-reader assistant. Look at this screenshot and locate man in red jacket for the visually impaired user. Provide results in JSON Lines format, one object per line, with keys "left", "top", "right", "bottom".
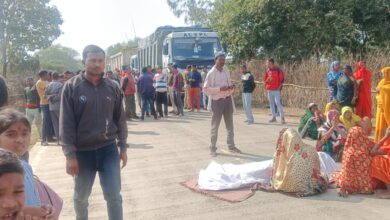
{"left": 263, "top": 58, "right": 286, "bottom": 124}
{"left": 121, "top": 69, "right": 139, "bottom": 119}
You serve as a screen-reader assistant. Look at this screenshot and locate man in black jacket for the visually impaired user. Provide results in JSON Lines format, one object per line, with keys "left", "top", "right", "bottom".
{"left": 60, "top": 45, "right": 128, "bottom": 220}
{"left": 240, "top": 64, "right": 256, "bottom": 125}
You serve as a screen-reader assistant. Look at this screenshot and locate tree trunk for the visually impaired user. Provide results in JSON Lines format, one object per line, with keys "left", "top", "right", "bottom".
{"left": 2, "top": 42, "right": 7, "bottom": 78}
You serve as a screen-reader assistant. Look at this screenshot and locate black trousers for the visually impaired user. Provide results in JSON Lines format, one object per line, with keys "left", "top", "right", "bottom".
{"left": 155, "top": 92, "right": 168, "bottom": 117}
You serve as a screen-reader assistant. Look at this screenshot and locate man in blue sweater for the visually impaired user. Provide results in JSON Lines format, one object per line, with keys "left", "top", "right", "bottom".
{"left": 138, "top": 67, "right": 157, "bottom": 120}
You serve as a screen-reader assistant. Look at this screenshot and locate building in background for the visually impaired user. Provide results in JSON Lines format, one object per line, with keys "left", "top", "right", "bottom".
{"left": 108, "top": 47, "right": 138, "bottom": 71}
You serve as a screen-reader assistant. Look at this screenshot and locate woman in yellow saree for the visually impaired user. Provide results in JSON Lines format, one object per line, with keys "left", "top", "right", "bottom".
{"left": 375, "top": 67, "right": 390, "bottom": 142}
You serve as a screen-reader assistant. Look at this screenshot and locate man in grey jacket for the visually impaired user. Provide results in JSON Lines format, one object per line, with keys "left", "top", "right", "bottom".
{"left": 45, "top": 72, "right": 62, "bottom": 143}
{"left": 60, "top": 45, "right": 128, "bottom": 220}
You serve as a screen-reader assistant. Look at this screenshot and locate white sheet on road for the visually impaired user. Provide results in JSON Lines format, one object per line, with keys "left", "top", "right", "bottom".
{"left": 318, "top": 152, "right": 338, "bottom": 179}
{"left": 198, "top": 152, "right": 337, "bottom": 191}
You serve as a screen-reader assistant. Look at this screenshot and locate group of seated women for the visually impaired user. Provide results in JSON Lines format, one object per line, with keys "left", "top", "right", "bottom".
{"left": 274, "top": 125, "right": 390, "bottom": 198}
{"left": 295, "top": 66, "right": 390, "bottom": 197}
{"left": 298, "top": 100, "right": 371, "bottom": 162}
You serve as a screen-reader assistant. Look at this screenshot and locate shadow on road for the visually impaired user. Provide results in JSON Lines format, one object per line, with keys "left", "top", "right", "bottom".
{"left": 129, "top": 143, "right": 154, "bottom": 149}
{"left": 302, "top": 189, "right": 367, "bottom": 203}
{"left": 253, "top": 122, "right": 299, "bottom": 127}
{"left": 128, "top": 130, "right": 160, "bottom": 136}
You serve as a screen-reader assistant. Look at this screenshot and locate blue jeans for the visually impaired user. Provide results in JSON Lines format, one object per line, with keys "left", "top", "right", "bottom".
{"left": 267, "top": 90, "right": 284, "bottom": 118}
{"left": 200, "top": 91, "right": 204, "bottom": 108}
{"left": 242, "top": 93, "right": 254, "bottom": 123}
{"left": 40, "top": 104, "right": 53, "bottom": 142}
{"left": 74, "top": 144, "right": 123, "bottom": 220}
{"left": 202, "top": 91, "right": 208, "bottom": 109}
{"left": 141, "top": 93, "right": 156, "bottom": 118}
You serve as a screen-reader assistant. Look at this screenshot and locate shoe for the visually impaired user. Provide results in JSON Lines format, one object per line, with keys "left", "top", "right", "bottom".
{"left": 140, "top": 116, "right": 144, "bottom": 121}
{"left": 210, "top": 151, "right": 217, "bottom": 157}
{"left": 41, "top": 141, "right": 49, "bottom": 146}
{"left": 133, "top": 115, "right": 140, "bottom": 119}
{"left": 281, "top": 117, "right": 286, "bottom": 124}
{"left": 229, "top": 147, "right": 242, "bottom": 153}
{"left": 269, "top": 117, "right": 276, "bottom": 123}
{"left": 196, "top": 109, "right": 200, "bottom": 112}
{"left": 244, "top": 120, "right": 248, "bottom": 122}
{"left": 247, "top": 121, "right": 254, "bottom": 125}
{"left": 146, "top": 113, "right": 150, "bottom": 117}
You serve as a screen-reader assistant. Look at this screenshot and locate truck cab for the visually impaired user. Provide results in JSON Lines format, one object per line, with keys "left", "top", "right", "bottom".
{"left": 162, "top": 32, "right": 222, "bottom": 71}
{"left": 138, "top": 26, "right": 223, "bottom": 72}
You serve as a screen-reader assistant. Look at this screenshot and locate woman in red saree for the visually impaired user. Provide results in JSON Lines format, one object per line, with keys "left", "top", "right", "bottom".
{"left": 354, "top": 61, "right": 372, "bottom": 118}
{"left": 331, "top": 126, "right": 375, "bottom": 196}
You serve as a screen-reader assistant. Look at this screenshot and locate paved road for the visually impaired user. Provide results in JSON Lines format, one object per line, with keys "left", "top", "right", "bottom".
{"left": 30, "top": 110, "right": 390, "bottom": 220}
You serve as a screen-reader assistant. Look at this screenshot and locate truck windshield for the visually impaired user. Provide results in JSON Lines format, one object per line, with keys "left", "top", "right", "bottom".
{"left": 172, "top": 37, "right": 221, "bottom": 61}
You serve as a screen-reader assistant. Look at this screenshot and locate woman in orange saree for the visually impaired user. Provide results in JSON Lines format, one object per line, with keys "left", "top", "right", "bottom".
{"left": 370, "top": 127, "right": 390, "bottom": 198}
{"left": 375, "top": 67, "right": 390, "bottom": 142}
{"left": 331, "top": 126, "right": 375, "bottom": 197}
{"left": 354, "top": 61, "right": 372, "bottom": 118}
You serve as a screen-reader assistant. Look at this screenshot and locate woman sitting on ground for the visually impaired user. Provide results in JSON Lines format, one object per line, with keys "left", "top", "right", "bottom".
{"left": 339, "top": 106, "right": 372, "bottom": 133}
{"left": 271, "top": 128, "right": 328, "bottom": 196}
{"left": 332, "top": 126, "right": 390, "bottom": 198}
{"left": 317, "top": 110, "right": 347, "bottom": 162}
{"left": 324, "top": 100, "right": 340, "bottom": 116}
{"left": 298, "top": 103, "right": 325, "bottom": 140}
{"left": 370, "top": 127, "right": 390, "bottom": 198}
{"left": 332, "top": 126, "right": 374, "bottom": 197}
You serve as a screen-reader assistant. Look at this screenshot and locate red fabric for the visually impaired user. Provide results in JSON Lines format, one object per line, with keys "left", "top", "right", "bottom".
{"left": 25, "top": 103, "right": 38, "bottom": 108}
{"left": 263, "top": 68, "right": 284, "bottom": 90}
{"left": 331, "top": 127, "right": 374, "bottom": 194}
{"left": 124, "top": 74, "right": 136, "bottom": 95}
{"left": 370, "top": 142, "right": 390, "bottom": 186}
{"left": 370, "top": 155, "right": 390, "bottom": 185}
{"left": 354, "top": 62, "right": 372, "bottom": 118}
{"left": 188, "top": 88, "right": 200, "bottom": 110}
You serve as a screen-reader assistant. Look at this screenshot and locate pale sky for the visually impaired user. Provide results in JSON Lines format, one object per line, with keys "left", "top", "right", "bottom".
{"left": 51, "top": 0, "right": 186, "bottom": 54}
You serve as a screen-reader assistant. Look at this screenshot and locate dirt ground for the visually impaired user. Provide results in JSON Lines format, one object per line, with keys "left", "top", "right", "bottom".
{"left": 30, "top": 109, "right": 390, "bottom": 220}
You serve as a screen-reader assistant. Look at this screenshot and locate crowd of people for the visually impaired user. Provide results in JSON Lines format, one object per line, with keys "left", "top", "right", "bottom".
{"left": 1, "top": 42, "right": 390, "bottom": 220}
{"left": 197, "top": 58, "right": 390, "bottom": 200}
{"left": 23, "top": 61, "right": 209, "bottom": 147}
{"left": 295, "top": 62, "right": 390, "bottom": 198}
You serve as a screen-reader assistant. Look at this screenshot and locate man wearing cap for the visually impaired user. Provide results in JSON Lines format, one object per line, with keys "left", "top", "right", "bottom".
{"left": 203, "top": 52, "right": 241, "bottom": 157}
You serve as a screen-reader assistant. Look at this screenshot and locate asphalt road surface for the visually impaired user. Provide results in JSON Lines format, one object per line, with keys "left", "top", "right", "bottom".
{"left": 30, "top": 110, "right": 390, "bottom": 220}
